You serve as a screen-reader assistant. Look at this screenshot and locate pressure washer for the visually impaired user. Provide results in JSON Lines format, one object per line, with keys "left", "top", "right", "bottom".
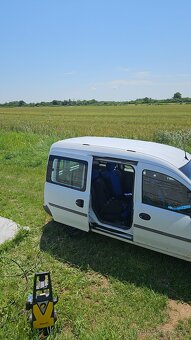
{"left": 26, "top": 272, "right": 58, "bottom": 330}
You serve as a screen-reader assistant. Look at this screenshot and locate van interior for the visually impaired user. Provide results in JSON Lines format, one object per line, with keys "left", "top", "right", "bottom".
{"left": 90, "top": 158, "right": 135, "bottom": 230}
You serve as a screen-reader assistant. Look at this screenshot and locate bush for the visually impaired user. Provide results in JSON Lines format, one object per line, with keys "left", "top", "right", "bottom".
{"left": 154, "top": 130, "right": 191, "bottom": 151}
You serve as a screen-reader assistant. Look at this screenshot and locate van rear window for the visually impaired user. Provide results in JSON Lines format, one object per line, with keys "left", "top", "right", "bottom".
{"left": 47, "top": 155, "right": 87, "bottom": 191}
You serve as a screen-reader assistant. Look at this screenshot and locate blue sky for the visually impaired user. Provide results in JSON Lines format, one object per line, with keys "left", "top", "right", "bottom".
{"left": 0, "top": 0, "right": 191, "bottom": 102}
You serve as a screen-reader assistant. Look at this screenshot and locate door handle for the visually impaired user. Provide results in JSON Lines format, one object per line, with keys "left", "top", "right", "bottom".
{"left": 139, "top": 213, "right": 151, "bottom": 221}
{"left": 75, "top": 199, "right": 84, "bottom": 208}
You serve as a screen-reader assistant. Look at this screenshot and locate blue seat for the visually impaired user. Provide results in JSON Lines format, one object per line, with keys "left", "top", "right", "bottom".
{"left": 91, "top": 164, "right": 132, "bottom": 226}
{"left": 102, "top": 163, "right": 123, "bottom": 197}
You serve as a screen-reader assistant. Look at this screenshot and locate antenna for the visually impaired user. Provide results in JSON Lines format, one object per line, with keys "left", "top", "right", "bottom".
{"left": 182, "top": 131, "right": 189, "bottom": 160}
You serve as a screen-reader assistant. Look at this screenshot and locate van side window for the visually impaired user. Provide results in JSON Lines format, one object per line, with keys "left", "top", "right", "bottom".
{"left": 47, "top": 156, "right": 87, "bottom": 191}
{"left": 142, "top": 170, "right": 191, "bottom": 215}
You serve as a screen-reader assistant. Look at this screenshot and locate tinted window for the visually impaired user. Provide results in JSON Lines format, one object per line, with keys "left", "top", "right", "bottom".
{"left": 47, "top": 156, "right": 87, "bottom": 191}
{"left": 142, "top": 170, "right": 191, "bottom": 215}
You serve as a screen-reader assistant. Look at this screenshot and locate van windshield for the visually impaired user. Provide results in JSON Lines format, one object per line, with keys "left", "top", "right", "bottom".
{"left": 180, "top": 160, "right": 191, "bottom": 180}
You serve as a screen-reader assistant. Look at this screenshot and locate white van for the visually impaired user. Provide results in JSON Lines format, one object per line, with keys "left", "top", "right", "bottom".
{"left": 44, "top": 136, "right": 191, "bottom": 262}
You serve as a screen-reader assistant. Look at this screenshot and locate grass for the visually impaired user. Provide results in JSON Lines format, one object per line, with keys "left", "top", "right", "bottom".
{"left": 0, "top": 104, "right": 191, "bottom": 339}
{"left": 1, "top": 104, "right": 191, "bottom": 139}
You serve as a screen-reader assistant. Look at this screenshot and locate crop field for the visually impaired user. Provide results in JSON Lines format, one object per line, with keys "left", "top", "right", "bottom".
{"left": 0, "top": 104, "right": 191, "bottom": 339}
{"left": 1, "top": 104, "right": 191, "bottom": 140}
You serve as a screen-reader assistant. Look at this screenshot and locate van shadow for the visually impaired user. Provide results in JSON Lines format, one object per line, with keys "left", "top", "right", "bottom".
{"left": 40, "top": 221, "right": 191, "bottom": 303}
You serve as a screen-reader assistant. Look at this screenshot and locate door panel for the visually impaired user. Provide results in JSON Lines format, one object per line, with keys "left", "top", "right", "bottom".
{"left": 134, "top": 163, "right": 191, "bottom": 260}
{"left": 44, "top": 154, "right": 92, "bottom": 231}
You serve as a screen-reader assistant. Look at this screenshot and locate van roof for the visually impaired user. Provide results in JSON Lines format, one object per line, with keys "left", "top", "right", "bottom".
{"left": 51, "top": 136, "right": 190, "bottom": 170}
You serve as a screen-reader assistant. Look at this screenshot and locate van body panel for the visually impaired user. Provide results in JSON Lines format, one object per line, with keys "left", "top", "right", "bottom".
{"left": 44, "top": 153, "right": 92, "bottom": 231}
{"left": 134, "top": 162, "right": 191, "bottom": 260}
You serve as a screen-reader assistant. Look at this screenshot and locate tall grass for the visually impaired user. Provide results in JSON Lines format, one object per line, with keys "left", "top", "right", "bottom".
{"left": 1, "top": 104, "right": 191, "bottom": 140}
{"left": 154, "top": 129, "right": 191, "bottom": 151}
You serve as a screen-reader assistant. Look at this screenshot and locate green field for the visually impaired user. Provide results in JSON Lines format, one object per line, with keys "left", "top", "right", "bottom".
{"left": 0, "top": 105, "right": 191, "bottom": 339}
{"left": 1, "top": 104, "right": 191, "bottom": 140}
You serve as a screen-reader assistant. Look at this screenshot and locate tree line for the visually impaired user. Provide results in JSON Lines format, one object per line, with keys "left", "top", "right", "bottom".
{"left": 1, "top": 93, "right": 191, "bottom": 107}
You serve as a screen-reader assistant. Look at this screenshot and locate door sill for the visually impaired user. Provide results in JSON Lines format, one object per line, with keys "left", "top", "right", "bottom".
{"left": 91, "top": 223, "right": 133, "bottom": 241}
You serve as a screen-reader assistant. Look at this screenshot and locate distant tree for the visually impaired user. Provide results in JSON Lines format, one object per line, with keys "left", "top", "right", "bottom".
{"left": 52, "top": 100, "right": 59, "bottom": 105}
{"left": 88, "top": 99, "right": 97, "bottom": 105}
{"left": 173, "top": 92, "right": 182, "bottom": 99}
{"left": 18, "top": 100, "right": 26, "bottom": 106}
{"left": 143, "top": 97, "right": 151, "bottom": 103}
{"left": 62, "top": 100, "right": 68, "bottom": 106}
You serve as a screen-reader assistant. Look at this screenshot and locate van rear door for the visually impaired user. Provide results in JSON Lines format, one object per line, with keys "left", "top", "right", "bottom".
{"left": 44, "top": 153, "right": 92, "bottom": 231}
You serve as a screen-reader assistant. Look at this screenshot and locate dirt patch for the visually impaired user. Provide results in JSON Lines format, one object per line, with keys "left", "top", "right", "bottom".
{"left": 161, "top": 299, "right": 191, "bottom": 332}
{"left": 138, "top": 300, "right": 191, "bottom": 339}
{"left": 86, "top": 271, "right": 110, "bottom": 289}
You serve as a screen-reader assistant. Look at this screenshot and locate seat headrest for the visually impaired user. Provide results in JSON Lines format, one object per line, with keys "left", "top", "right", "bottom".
{"left": 106, "top": 162, "right": 116, "bottom": 171}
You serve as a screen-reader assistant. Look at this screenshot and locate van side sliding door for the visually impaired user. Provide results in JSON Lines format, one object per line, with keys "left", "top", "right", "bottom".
{"left": 44, "top": 153, "right": 92, "bottom": 231}
{"left": 134, "top": 163, "right": 191, "bottom": 261}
